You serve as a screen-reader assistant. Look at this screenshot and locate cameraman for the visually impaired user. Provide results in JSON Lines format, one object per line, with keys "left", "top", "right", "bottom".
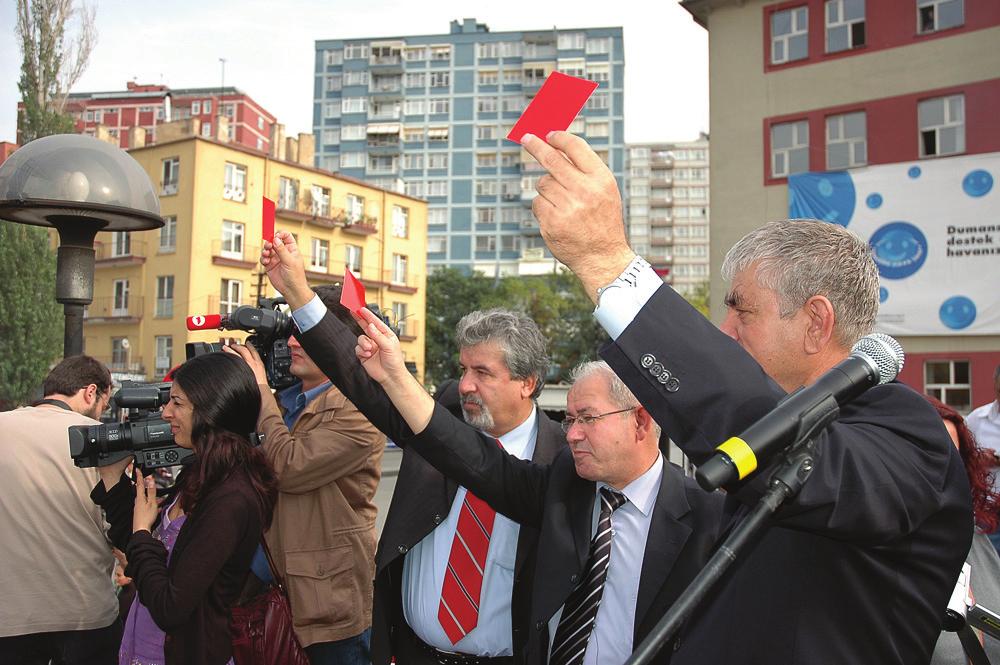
{"left": 0, "top": 355, "right": 119, "bottom": 665}
{"left": 227, "top": 284, "right": 385, "bottom": 665}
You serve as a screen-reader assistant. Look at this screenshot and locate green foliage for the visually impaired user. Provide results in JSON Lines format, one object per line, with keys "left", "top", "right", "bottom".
{"left": 0, "top": 222, "right": 63, "bottom": 410}
{"left": 683, "top": 280, "right": 711, "bottom": 318}
{"left": 424, "top": 268, "right": 608, "bottom": 387}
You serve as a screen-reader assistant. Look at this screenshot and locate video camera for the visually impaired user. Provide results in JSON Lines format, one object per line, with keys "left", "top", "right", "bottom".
{"left": 68, "top": 382, "right": 195, "bottom": 469}
{"left": 185, "top": 297, "right": 296, "bottom": 390}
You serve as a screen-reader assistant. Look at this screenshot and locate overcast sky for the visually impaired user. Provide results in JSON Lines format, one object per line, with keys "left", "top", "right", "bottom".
{"left": 0, "top": 0, "right": 708, "bottom": 145}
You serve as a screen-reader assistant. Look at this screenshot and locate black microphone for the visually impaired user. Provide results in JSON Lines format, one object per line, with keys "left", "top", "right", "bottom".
{"left": 695, "top": 333, "right": 905, "bottom": 492}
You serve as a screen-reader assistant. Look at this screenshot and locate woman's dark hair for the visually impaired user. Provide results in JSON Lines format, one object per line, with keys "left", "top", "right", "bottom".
{"left": 171, "top": 353, "right": 277, "bottom": 527}
{"left": 926, "top": 395, "right": 1000, "bottom": 533}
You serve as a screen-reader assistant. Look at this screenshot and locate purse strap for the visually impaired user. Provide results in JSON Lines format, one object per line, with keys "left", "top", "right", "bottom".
{"left": 259, "top": 537, "right": 289, "bottom": 591}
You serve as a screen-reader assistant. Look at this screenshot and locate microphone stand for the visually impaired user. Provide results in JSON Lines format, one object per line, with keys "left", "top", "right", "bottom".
{"left": 625, "top": 394, "right": 839, "bottom": 665}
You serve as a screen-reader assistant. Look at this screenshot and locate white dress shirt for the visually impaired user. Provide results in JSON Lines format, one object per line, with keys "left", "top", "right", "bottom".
{"left": 967, "top": 400, "right": 1000, "bottom": 492}
{"left": 593, "top": 263, "right": 664, "bottom": 341}
{"left": 547, "top": 454, "right": 665, "bottom": 665}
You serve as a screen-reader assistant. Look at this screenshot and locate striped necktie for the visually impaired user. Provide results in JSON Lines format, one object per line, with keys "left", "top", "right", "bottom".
{"left": 437, "top": 440, "right": 503, "bottom": 644}
{"left": 550, "top": 486, "right": 628, "bottom": 665}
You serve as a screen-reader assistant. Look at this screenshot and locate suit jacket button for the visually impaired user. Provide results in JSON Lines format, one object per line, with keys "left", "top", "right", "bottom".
{"left": 657, "top": 371, "right": 672, "bottom": 384}
{"left": 398, "top": 545, "right": 408, "bottom": 554}
{"left": 433, "top": 514, "right": 443, "bottom": 524}
{"left": 535, "top": 621, "right": 544, "bottom": 631}
{"left": 641, "top": 354, "right": 655, "bottom": 368}
{"left": 665, "top": 377, "right": 681, "bottom": 393}
{"left": 570, "top": 573, "right": 579, "bottom": 583}
{"left": 651, "top": 362, "right": 664, "bottom": 376}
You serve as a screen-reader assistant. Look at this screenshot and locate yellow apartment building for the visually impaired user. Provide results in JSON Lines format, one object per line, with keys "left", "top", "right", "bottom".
{"left": 84, "top": 131, "right": 427, "bottom": 383}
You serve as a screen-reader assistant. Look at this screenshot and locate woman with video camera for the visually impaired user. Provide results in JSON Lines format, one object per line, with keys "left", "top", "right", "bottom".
{"left": 93, "top": 352, "right": 277, "bottom": 665}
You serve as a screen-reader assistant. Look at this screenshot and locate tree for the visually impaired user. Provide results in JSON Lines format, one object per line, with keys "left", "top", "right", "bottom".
{"left": 424, "top": 268, "right": 497, "bottom": 387}
{"left": 683, "top": 280, "right": 711, "bottom": 319}
{"left": 0, "top": 222, "right": 63, "bottom": 410}
{"left": 16, "top": 0, "right": 97, "bottom": 143}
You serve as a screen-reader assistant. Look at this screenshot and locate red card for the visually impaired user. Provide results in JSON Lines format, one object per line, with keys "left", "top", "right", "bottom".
{"left": 341, "top": 267, "right": 366, "bottom": 315}
{"left": 506, "top": 72, "right": 599, "bottom": 144}
{"left": 262, "top": 197, "right": 275, "bottom": 242}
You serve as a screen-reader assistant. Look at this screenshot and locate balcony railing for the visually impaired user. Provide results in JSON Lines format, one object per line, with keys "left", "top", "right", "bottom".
{"left": 206, "top": 295, "right": 256, "bottom": 317}
{"left": 95, "top": 238, "right": 147, "bottom": 263}
{"left": 94, "top": 356, "right": 146, "bottom": 376}
{"left": 85, "top": 296, "right": 144, "bottom": 321}
{"left": 211, "top": 240, "right": 260, "bottom": 266}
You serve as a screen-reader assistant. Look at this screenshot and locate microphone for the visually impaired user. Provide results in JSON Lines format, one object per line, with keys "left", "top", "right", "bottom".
{"left": 185, "top": 314, "right": 224, "bottom": 331}
{"left": 695, "top": 333, "right": 905, "bottom": 492}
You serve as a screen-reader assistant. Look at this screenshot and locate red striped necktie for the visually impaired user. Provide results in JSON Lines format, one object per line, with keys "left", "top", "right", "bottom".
{"left": 437, "top": 439, "right": 502, "bottom": 644}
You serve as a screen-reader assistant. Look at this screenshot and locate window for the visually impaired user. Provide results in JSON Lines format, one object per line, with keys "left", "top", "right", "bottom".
{"left": 918, "top": 0, "right": 964, "bottom": 33}
{"left": 325, "top": 49, "right": 343, "bottom": 66}
{"left": 427, "top": 127, "right": 449, "bottom": 142}
{"left": 341, "top": 124, "right": 366, "bottom": 141}
{"left": 477, "top": 153, "right": 498, "bottom": 168}
{"left": 431, "top": 45, "right": 451, "bottom": 61}
{"left": 428, "top": 208, "right": 447, "bottom": 226}
{"left": 404, "top": 72, "right": 426, "bottom": 88}
{"left": 404, "top": 99, "right": 425, "bottom": 116}
{"left": 340, "top": 152, "right": 365, "bottom": 168}
{"left": 323, "top": 102, "right": 340, "bottom": 119}
{"left": 500, "top": 152, "right": 519, "bottom": 167}
{"left": 392, "top": 254, "right": 408, "bottom": 284}
{"left": 585, "top": 37, "right": 612, "bottom": 54}
{"left": 220, "top": 279, "right": 243, "bottom": 315}
{"left": 392, "top": 206, "right": 409, "bottom": 238}
{"left": 113, "top": 279, "right": 129, "bottom": 316}
{"left": 403, "top": 154, "right": 424, "bottom": 170}
{"left": 345, "top": 244, "right": 363, "bottom": 273}
{"left": 346, "top": 194, "right": 365, "bottom": 222}
{"left": 111, "top": 231, "right": 131, "bottom": 257}
{"left": 587, "top": 121, "right": 610, "bottom": 138}
{"left": 344, "top": 71, "right": 369, "bottom": 87}
{"left": 477, "top": 125, "right": 498, "bottom": 140}
{"left": 429, "top": 98, "right": 450, "bottom": 115}
{"left": 427, "top": 153, "right": 448, "bottom": 170}
{"left": 919, "top": 94, "right": 965, "bottom": 157}
{"left": 477, "top": 208, "right": 496, "bottom": 224}
{"left": 322, "top": 128, "right": 340, "bottom": 145}
{"left": 500, "top": 41, "right": 523, "bottom": 57}
{"left": 201, "top": 122, "right": 213, "bottom": 138}
{"left": 476, "top": 181, "right": 498, "bottom": 196}
{"left": 501, "top": 235, "right": 519, "bottom": 252}
{"left": 558, "top": 32, "right": 585, "bottom": 50}
{"left": 344, "top": 43, "right": 369, "bottom": 59}
{"left": 826, "top": 0, "right": 865, "bottom": 53}
{"left": 310, "top": 238, "right": 330, "bottom": 272}
{"left": 925, "top": 360, "right": 971, "bottom": 412}
{"left": 111, "top": 338, "right": 129, "bottom": 370}
{"left": 475, "top": 235, "right": 496, "bottom": 252}
{"left": 586, "top": 93, "right": 609, "bottom": 110}
{"left": 221, "top": 220, "right": 244, "bottom": 259}
{"left": 159, "top": 216, "right": 177, "bottom": 252}
{"left": 558, "top": 58, "right": 586, "bottom": 79}
{"left": 478, "top": 42, "right": 500, "bottom": 59}
{"left": 478, "top": 97, "right": 498, "bottom": 114}
{"left": 325, "top": 75, "right": 342, "bottom": 92}
{"left": 368, "top": 155, "right": 398, "bottom": 173}
{"left": 155, "top": 336, "right": 173, "bottom": 377}
{"left": 223, "top": 163, "right": 246, "bottom": 201}
{"left": 311, "top": 184, "right": 331, "bottom": 216}
{"left": 156, "top": 276, "right": 174, "bottom": 318}
{"left": 826, "top": 111, "right": 867, "bottom": 169}
{"left": 404, "top": 46, "right": 428, "bottom": 61}
{"left": 429, "top": 71, "right": 450, "bottom": 88}
{"left": 403, "top": 126, "right": 425, "bottom": 142}
{"left": 278, "top": 177, "right": 299, "bottom": 210}
{"left": 771, "top": 120, "right": 809, "bottom": 178}
{"left": 428, "top": 235, "right": 446, "bottom": 253}
{"left": 427, "top": 180, "right": 448, "bottom": 197}
{"left": 204, "top": 100, "right": 212, "bottom": 114}
{"left": 192, "top": 101, "right": 201, "bottom": 115}
{"left": 161, "top": 157, "right": 179, "bottom": 194}
{"left": 342, "top": 98, "right": 368, "bottom": 114}
{"left": 502, "top": 68, "right": 522, "bottom": 84}
{"left": 404, "top": 181, "right": 426, "bottom": 198}
{"left": 587, "top": 63, "right": 610, "bottom": 83}
{"left": 478, "top": 70, "right": 498, "bottom": 86}
{"left": 391, "top": 302, "right": 409, "bottom": 336}
{"left": 501, "top": 96, "right": 524, "bottom": 113}
{"left": 771, "top": 6, "right": 809, "bottom": 64}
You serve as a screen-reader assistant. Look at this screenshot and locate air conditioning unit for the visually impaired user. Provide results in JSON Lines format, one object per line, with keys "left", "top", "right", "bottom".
{"left": 521, "top": 247, "right": 545, "bottom": 260}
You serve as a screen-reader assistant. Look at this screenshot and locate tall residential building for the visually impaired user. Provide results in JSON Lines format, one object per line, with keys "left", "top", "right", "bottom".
{"left": 682, "top": 0, "right": 1000, "bottom": 410}
{"left": 626, "top": 135, "right": 710, "bottom": 295}
{"left": 83, "top": 122, "right": 428, "bottom": 383}
{"left": 24, "top": 81, "right": 279, "bottom": 153}
{"left": 313, "top": 18, "right": 625, "bottom": 275}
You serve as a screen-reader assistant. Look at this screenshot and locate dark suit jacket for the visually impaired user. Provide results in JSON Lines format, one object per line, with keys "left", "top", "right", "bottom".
{"left": 298, "top": 312, "right": 563, "bottom": 665}
{"left": 600, "top": 284, "right": 974, "bottom": 665}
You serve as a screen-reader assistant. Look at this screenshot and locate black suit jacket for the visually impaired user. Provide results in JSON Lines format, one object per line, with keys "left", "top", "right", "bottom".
{"left": 298, "top": 312, "right": 563, "bottom": 665}
{"left": 404, "top": 406, "right": 726, "bottom": 665}
{"left": 600, "top": 284, "right": 974, "bottom": 664}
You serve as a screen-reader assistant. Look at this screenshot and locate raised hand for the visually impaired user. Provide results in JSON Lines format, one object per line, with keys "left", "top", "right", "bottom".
{"left": 223, "top": 342, "right": 268, "bottom": 385}
{"left": 112, "top": 547, "right": 132, "bottom": 586}
{"left": 132, "top": 468, "right": 160, "bottom": 534}
{"left": 354, "top": 307, "right": 408, "bottom": 386}
{"left": 521, "top": 131, "right": 636, "bottom": 300}
{"left": 260, "top": 231, "right": 313, "bottom": 309}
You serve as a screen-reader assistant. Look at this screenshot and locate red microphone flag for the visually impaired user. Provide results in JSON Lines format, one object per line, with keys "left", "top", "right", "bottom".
{"left": 186, "top": 314, "right": 222, "bottom": 331}
{"left": 340, "top": 268, "right": 366, "bottom": 315}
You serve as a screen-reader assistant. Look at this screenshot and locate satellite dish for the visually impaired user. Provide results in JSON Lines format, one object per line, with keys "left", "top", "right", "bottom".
{"left": 121, "top": 339, "right": 130, "bottom": 349}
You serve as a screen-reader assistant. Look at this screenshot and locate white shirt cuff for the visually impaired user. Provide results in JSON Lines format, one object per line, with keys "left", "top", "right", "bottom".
{"left": 594, "top": 265, "right": 663, "bottom": 340}
{"left": 291, "top": 294, "right": 326, "bottom": 333}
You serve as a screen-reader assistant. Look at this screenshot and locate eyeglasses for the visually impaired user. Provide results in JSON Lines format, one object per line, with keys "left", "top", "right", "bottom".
{"left": 561, "top": 407, "right": 637, "bottom": 433}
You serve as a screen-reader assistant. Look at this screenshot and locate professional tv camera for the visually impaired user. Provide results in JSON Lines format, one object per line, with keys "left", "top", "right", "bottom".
{"left": 185, "top": 297, "right": 296, "bottom": 390}
{"left": 68, "top": 382, "right": 195, "bottom": 469}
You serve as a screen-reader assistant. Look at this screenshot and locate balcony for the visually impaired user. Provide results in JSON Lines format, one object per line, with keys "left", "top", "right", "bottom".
{"left": 520, "top": 218, "right": 541, "bottom": 235}
{"left": 651, "top": 236, "right": 673, "bottom": 248}
{"left": 650, "top": 176, "right": 672, "bottom": 188}
{"left": 211, "top": 240, "right": 260, "bottom": 269}
{"left": 84, "top": 296, "right": 144, "bottom": 323}
{"left": 369, "top": 54, "right": 403, "bottom": 72}
{"left": 160, "top": 180, "right": 178, "bottom": 196}
{"left": 341, "top": 216, "right": 379, "bottom": 235}
{"left": 94, "top": 356, "right": 146, "bottom": 377}
{"left": 650, "top": 196, "right": 673, "bottom": 207}
{"left": 95, "top": 239, "right": 146, "bottom": 266}
{"left": 368, "top": 108, "right": 401, "bottom": 121}
{"left": 650, "top": 216, "right": 673, "bottom": 227}
{"left": 369, "top": 79, "right": 403, "bottom": 98}
{"left": 651, "top": 151, "right": 673, "bottom": 168}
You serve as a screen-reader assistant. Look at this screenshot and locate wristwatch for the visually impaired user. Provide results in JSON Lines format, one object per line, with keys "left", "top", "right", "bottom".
{"left": 596, "top": 255, "right": 651, "bottom": 301}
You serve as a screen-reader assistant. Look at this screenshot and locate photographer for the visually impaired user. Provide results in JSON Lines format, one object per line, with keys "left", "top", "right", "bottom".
{"left": 0, "top": 355, "right": 118, "bottom": 665}
{"left": 227, "top": 284, "right": 385, "bottom": 665}
{"left": 92, "top": 353, "right": 277, "bottom": 665}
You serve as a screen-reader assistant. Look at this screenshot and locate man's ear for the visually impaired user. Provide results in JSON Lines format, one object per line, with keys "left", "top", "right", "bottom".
{"left": 634, "top": 405, "right": 654, "bottom": 439}
{"left": 520, "top": 375, "right": 539, "bottom": 400}
{"left": 802, "top": 295, "right": 836, "bottom": 355}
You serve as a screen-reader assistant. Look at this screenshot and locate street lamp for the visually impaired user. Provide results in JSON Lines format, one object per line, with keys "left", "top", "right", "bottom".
{"left": 0, "top": 133, "right": 163, "bottom": 357}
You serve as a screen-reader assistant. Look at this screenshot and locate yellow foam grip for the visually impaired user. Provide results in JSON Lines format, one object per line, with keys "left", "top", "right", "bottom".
{"left": 716, "top": 437, "right": 758, "bottom": 480}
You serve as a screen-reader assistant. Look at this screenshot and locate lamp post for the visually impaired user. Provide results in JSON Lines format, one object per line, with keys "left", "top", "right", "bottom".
{"left": 0, "top": 134, "right": 163, "bottom": 357}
